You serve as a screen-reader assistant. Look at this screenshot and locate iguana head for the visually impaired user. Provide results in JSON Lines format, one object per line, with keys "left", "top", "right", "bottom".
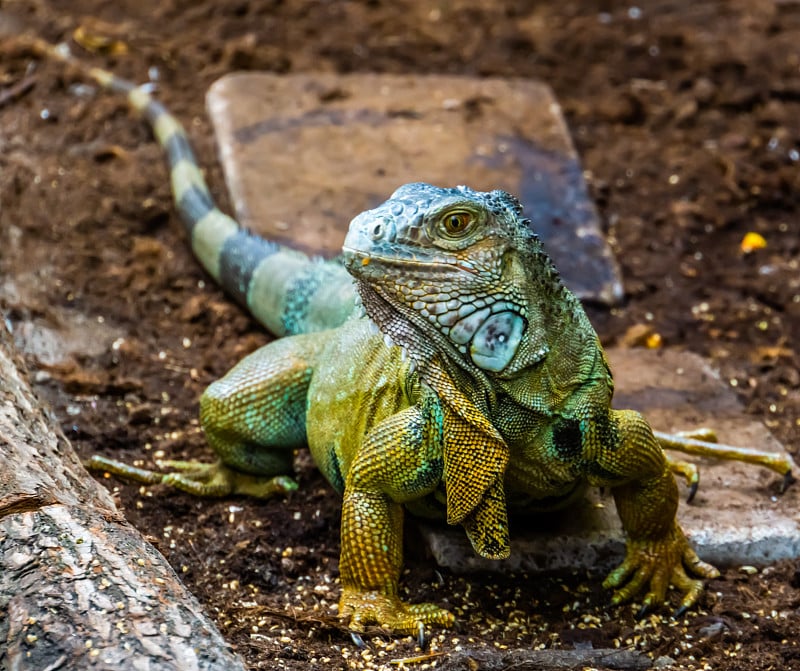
{"left": 343, "top": 183, "right": 566, "bottom": 381}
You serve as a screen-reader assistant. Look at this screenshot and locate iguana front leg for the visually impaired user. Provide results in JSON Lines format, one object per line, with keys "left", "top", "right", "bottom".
{"left": 338, "top": 397, "right": 454, "bottom": 634}
{"left": 587, "top": 409, "right": 719, "bottom": 614}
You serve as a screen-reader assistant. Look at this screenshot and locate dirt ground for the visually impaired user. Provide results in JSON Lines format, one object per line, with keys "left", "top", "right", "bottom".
{"left": 1, "top": 1, "right": 799, "bottom": 669}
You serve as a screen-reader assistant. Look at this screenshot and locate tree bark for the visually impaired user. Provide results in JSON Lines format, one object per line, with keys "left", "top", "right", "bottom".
{"left": 0, "top": 323, "right": 246, "bottom": 671}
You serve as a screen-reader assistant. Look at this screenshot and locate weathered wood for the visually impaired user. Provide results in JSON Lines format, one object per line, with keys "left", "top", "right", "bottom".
{"left": 0, "top": 323, "right": 245, "bottom": 671}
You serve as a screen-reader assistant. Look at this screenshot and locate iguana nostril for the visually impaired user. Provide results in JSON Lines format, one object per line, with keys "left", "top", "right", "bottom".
{"left": 369, "top": 217, "right": 397, "bottom": 242}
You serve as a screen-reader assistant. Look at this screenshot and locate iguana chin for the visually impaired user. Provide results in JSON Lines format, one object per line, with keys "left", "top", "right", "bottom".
{"left": 29, "top": 38, "right": 795, "bottom": 637}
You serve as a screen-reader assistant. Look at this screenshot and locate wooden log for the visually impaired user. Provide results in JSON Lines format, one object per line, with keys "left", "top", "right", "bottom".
{"left": 0, "top": 323, "right": 246, "bottom": 670}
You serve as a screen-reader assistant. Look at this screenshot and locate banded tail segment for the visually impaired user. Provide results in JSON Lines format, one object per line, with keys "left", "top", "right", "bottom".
{"left": 33, "top": 39, "right": 356, "bottom": 336}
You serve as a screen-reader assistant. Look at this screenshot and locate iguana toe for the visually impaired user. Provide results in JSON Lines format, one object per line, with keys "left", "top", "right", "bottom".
{"left": 161, "top": 464, "right": 297, "bottom": 498}
{"left": 664, "top": 454, "right": 700, "bottom": 502}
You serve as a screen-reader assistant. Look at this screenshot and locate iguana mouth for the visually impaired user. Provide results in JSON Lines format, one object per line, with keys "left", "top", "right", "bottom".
{"left": 342, "top": 247, "right": 479, "bottom": 277}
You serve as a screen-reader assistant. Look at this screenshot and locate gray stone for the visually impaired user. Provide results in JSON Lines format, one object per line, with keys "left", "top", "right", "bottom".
{"left": 420, "top": 347, "right": 800, "bottom": 574}
{"left": 206, "top": 72, "right": 622, "bottom": 304}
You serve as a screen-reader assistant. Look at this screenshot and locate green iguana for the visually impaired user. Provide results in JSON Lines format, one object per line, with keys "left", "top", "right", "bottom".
{"left": 30, "top": 38, "right": 795, "bottom": 637}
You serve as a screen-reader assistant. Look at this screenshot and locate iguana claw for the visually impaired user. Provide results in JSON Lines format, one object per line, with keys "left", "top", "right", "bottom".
{"left": 673, "top": 604, "right": 690, "bottom": 619}
{"left": 349, "top": 631, "right": 366, "bottom": 648}
{"left": 347, "top": 616, "right": 427, "bottom": 649}
{"left": 417, "top": 622, "right": 427, "bottom": 650}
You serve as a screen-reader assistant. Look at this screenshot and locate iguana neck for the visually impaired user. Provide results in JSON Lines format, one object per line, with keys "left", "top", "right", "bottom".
{"left": 353, "top": 278, "right": 495, "bottom": 413}
{"left": 355, "top": 241, "right": 597, "bottom": 416}
{"left": 497, "top": 245, "right": 604, "bottom": 408}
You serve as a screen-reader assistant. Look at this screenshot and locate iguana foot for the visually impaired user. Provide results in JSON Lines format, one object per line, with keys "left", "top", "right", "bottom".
{"left": 339, "top": 588, "right": 454, "bottom": 635}
{"left": 603, "top": 522, "right": 719, "bottom": 615}
{"left": 85, "top": 455, "right": 297, "bottom": 498}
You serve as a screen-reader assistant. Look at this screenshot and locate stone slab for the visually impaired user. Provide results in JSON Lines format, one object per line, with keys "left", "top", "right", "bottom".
{"left": 420, "top": 347, "right": 800, "bottom": 574}
{"left": 206, "top": 72, "right": 622, "bottom": 304}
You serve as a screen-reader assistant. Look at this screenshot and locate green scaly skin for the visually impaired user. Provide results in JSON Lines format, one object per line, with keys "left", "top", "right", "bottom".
{"left": 33, "top": 39, "right": 797, "bottom": 635}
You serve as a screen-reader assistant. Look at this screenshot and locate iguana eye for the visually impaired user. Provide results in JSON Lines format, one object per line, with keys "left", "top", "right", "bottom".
{"left": 441, "top": 210, "right": 473, "bottom": 237}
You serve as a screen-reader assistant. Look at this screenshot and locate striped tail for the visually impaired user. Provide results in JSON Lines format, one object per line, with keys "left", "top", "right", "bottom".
{"left": 35, "top": 40, "right": 357, "bottom": 337}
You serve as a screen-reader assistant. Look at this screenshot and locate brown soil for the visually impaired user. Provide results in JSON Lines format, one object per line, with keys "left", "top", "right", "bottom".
{"left": 1, "top": 1, "right": 799, "bottom": 669}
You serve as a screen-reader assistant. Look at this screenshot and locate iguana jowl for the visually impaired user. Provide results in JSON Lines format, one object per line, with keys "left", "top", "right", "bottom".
{"left": 30, "top": 39, "right": 796, "bottom": 635}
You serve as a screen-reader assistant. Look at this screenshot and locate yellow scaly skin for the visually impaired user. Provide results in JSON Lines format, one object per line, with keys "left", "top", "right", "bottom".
{"left": 30, "top": 39, "right": 797, "bottom": 636}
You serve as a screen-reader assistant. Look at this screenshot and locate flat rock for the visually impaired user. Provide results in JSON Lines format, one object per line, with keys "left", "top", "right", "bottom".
{"left": 420, "top": 347, "right": 800, "bottom": 574}
{"left": 206, "top": 72, "right": 622, "bottom": 304}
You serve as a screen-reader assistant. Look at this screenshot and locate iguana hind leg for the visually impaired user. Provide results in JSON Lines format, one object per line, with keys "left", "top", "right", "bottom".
{"left": 87, "top": 336, "right": 321, "bottom": 498}
{"left": 661, "top": 430, "right": 710, "bottom": 501}
{"left": 85, "top": 454, "right": 296, "bottom": 498}
{"left": 655, "top": 428, "right": 796, "bottom": 492}
{"left": 664, "top": 453, "right": 700, "bottom": 502}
